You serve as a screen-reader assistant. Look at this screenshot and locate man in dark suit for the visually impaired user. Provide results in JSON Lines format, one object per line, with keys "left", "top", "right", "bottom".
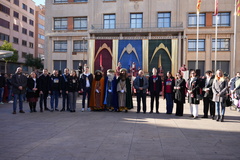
{"left": 201, "top": 70, "right": 215, "bottom": 119}
{"left": 133, "top": 70, "right": 149, "bottom": 113}
{"left": 80, "top": 67, "right": 93, "bottom": 112}
{"left": 39, "top": 69, "right": 50, "bottom": 112}
{"left": 148, "top": 68, "right": 162, "bottom": 113}
{"left": 60, "top": 68, "right": 70, "bottom": 112}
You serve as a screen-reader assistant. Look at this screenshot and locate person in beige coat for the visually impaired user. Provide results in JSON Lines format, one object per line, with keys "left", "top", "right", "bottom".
{"left": 212, "top": 69, "right": 228, "bottom": 122}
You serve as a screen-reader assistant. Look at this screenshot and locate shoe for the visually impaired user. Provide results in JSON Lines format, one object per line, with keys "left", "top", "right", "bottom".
{"left": 60, "top": 108, "right": 65, "bottom": 112}
{"left": 189, "top": 115, "right": 194, "bottom": 117}
{"left": 82, "top": 108, "right": 85, "bottom": 112}
{"left": 143, "top": 112, "right": 146, "bottom": 114}
{"left": 19, "top": 110, "right": 25, "bottom": 113}
{"left": 125, "top": 110, "right": 128, "bottom": 113}
{"left": 33, "top": 109, "right": 37, "bottom": 112}
{"left": 50, "top": 109, "right": 54, "bottom": 112}
{"left": 87, "top": 108, "right": 91, "bottom": 112}
{"left": 216, "top": 116, "right": 220, "bottom": 121}
{"left": 8, "top": 101, "right": 13, "bottom": 103}
{"left": 220, "top": 116, "right": 224, "bottom": 122}
{"left": 193, "top": 116, "right": 198, "bottom": 119}
{"left": 45, "top": 108, "right": 50, "bottom": 111}
{"left": 40, "top": 108, "right": 43, "bottom": 112}
{"left": 55, "top": 108, "right": 59, "bottom": 111}
{"left": 201, "top": 116, "right": 208, "bottom": 118}
{"left": 136, "top": 111, "right": 140, "bottom": 113}
{"left": 149, "top": 111, "right": 153, "bottom": 114}
{"left": 12, "top": 111, "right": 16, "bottom": 114}
{"left": 73, "top": 110, "right": 76, "bottom": 112}
{"left": 212, "top": 116, "right": 215, "bottom": 120}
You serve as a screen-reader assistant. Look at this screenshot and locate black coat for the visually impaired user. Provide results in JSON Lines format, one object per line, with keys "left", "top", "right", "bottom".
{"left": 38, "top": 74, "right": 50, "bottom": 93}
{"left": 201, "top": 76, "right": 214, "bottom": 99}
{"left": 61, "top": 74, "right": 70, "bottom": 91}
{"left": 187, "top": 77, "right": 200, "bottom": 104}
{"left": 0, "top": 75, "right": 5, "bottom": 88}
{"left": 174, "top": 78, "right": 186, "bottom": 103}
{"left": 11, "top": 73, "right": 27, "bottom": 94}
{"left": 26, "top": 78, "right": 40, "bottom": 98}
{"left": 80, "top": 73, "right": 93, "bottom": 91}
{"left": 66, "top": 76, "right": 80, "bottom": 92}
{"left": 148, "top": 75, "right": 162, "bottom": 94}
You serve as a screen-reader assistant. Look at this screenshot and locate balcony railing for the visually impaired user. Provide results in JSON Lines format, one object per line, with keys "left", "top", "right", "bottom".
{"left": 89, "top": 22, "right": 183, "bottom": 33}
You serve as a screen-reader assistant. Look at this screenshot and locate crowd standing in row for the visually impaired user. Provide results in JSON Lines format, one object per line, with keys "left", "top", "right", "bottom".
{"left": 1, "top": 64, "right": 240, "bottom": 122}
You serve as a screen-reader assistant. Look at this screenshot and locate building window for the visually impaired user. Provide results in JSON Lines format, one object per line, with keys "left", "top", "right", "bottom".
{"left": 188, "top": 13, "right": 206, "bottom": 27}
{"left": 0, "top": 4, "right": 10, "bottom": 15}
{"left": 0, "top": 33, "right": 9, "bottom": 42}
{"left": 74, "top": 0, "right": 88, "bottom": 2}
{"left": 212, "top": 61, "right": 230, "bottom": 75}
{"left": 13, "top": 24, "right": 19, "bottom": 31}
{"left": 54, "top": 18, "right": 67, "bottom": 30}
{"left": 54, "top": 0, "right": 68, "bottom": 3}
{"left": 13, "top": 11, "right": 19, "bottom": 18}
{"left": 213, "top": 12, "right": 230, "bottom": 27}
{"left": 188, "top": 39, "right": 205, "bottom": 51}
{"left": 30, "top": 8, "right": 34, "bottom": 15}
{"left": 38, "top": 24, "right": 45, "bottom": 30}
{"left": 39, "top": 14, "right": 45, "bottom": 20}
{"left": 22, "top": 16, "right": 27, "bottom": 22}
{"left": 188, "top": 61, "right": 205, "bottom": 76}
{"left": 74, "top": 17, "right": 87, "bottom": 30}
{"left": 13, "top": 37, "right": 19, "bottom": 44}
{"left": 29, "top": 31, "right": 34, "bottom": 37}
{"left": 130, "top": 13, "right": 143, "bottom": 28}
{"left": 0, "top": 18, "right": 10, "bottom": 29}
{"left": 158, "top": 12, "right": 171, "bottom": 28}
{"left": 14, "top": 0, "right": 19, "bottom": 6}
{"left": 38, "top": 34, "right": 45, "bottom": 40}
{"left": 54, "top": 41, "right": 67, "bottom": 52}
{"left": 104, "top": 14, "right": 115, "bottom": 29}
{"left": 29, "top": 42, "right": 34, "bottom": 48}
{"left": 29, "top": 19, "right": 34, "bottom": 26}
{"left": 22, "top": 28, "right": 27, "bottom": 34}
{"left": 54, "top": 60, "right": 67, "bottom": 73}
{"left": 22, "top": 52, "right": 27, "bottom": 58}
{"left": 212, "top": 39, "right": 230, "bottom": 51}
{"left": 38, "top": 43, "right": 44, "bottom": 48}
{"left": 73, "top": 40, "right": 88, "bottom": 52}
{"left": 22, "top": 3, "right": 27, "bottom": 11}
{"left": 22, "top": 40, "right": 27, "bottom": 46}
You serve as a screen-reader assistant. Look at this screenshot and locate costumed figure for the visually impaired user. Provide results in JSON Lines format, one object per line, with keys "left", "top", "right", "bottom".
{"left": 116, "top": 62, "right": 122, "bottom": 78}
{"left": 117, "top": 68, "right": 133, "bottom": 112}
{"left": 131, "top": 62, "right": 137, "bottom": 77}
{"left": 103, "top": 69, "right": 118, "bottom": 111}
{"left": 89, "top": 70, "right": 105, "bottom": 111}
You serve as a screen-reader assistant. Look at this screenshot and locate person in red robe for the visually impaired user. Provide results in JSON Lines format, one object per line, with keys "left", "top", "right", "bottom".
{"left": 89, "top": 70, "right": 105, "bottom": 111}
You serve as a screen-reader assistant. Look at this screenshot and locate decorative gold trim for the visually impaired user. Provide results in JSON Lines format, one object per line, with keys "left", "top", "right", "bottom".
{"left": 94, "top": 43, "right": 113, "bottom": 62}
{"left": 149, "top": 43, "right": 172, "bottom": 64}
{"left": 118, "top": 43, "right": 140, "bottom": 64}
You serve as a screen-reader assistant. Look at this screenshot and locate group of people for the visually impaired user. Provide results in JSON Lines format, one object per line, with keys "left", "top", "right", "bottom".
{"left": 5, "top": 65, "right": 240, "bottom": 123}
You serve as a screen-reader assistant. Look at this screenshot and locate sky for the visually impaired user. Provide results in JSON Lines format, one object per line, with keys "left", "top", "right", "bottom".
{"left": 34, "top": 0, "right": 45, "bottom": 5}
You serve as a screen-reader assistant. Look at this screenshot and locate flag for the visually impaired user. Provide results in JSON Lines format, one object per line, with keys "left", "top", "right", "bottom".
{"left": 214, "top": 0, "right": 218, "bottom": 16}
{"left": 237, "top": 0, "right": 240, "bottom": 16}
{"left": 196, "top": 0, "right": 202, "bottom": 13}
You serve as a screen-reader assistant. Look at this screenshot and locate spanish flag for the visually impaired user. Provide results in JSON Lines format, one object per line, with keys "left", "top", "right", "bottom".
{"left": 214, "top": 0, "right": 219, "bottom": 16}
{"left": 237, "top": 0, "right": 240, "bottom": 16}
{"left": 196, "top": 0, "right": 202, "bottom": 13}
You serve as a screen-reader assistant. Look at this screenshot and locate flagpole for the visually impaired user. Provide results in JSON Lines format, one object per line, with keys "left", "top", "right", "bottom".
{"left": 233, "top": 0, "right": 237, "bottom": 76}
{"left": 196, "top": 11, "right": 199, "bottom": 70}
{"left": 214, "top": 15, "right": 218, "bottom": 73}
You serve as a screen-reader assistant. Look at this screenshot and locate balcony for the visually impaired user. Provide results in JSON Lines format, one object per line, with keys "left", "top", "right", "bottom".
{"left": 89, "top": 22, "right": 184, "bottom": 34}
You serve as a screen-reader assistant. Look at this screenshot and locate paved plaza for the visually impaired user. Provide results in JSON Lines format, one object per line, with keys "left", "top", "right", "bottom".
{"left": 0, "top": 96, "right": 240, "bottom": 160}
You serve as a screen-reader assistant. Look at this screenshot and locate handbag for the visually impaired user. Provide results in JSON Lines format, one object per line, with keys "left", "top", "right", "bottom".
{"left": 225, "top": 95, "right": 232, "bottom": 107}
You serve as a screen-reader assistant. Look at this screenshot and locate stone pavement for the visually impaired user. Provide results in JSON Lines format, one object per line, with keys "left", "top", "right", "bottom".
{"left": 0, "top": 96, "right": 240, "bottom": 160}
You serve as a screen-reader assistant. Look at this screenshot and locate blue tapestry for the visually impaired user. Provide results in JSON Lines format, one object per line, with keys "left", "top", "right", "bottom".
{"left": 118, "top": 40, "right": 142, "bottom": 70}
